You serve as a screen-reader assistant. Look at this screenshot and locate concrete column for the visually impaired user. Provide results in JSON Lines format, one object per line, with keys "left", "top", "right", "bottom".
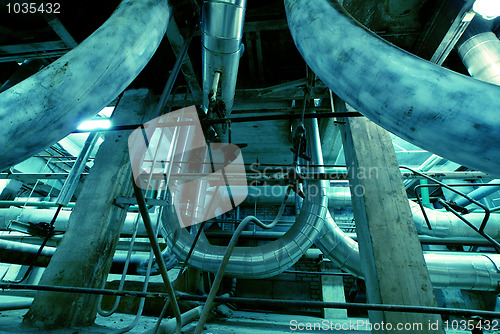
{"left": 321, "top": 262, "right": 347, "bottom": 319}
{"left": 338, "top": 103, "right": 443, "bottom": 333}
{"left": 22, "top": 89, "right": 156, "bottom": 329}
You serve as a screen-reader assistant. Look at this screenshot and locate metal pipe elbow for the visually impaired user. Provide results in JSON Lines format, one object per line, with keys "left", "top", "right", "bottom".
{"left": 285, "top": 0, "right": 500, "bottom": 176}
{"left": 161, "top": 180, "right": 327, "bottom": 279}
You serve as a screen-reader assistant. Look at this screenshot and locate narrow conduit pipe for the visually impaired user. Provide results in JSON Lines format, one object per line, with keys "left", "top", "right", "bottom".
{"left": 161, "top": 118, "right": 328, "bottom": 279}
{"left": 284, "top": 0, "right": 500, "bottom": 177}
{"left": 0, "top": 0, "right": 171, "bottom": 171}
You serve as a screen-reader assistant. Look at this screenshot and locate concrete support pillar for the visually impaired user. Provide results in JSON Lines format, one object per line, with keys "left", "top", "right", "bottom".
{"left": 321, "top": 262, "right": 347, "bottom": 319}
{"left": 22, "top": 89, "right": 156, "bottom": 329}
{"left": 338, "top": 104, "right": 443, "bottom": 333}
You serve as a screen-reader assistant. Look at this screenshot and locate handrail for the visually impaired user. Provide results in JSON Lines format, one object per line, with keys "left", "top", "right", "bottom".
{"left": 402, "top": 166, "right": 498, "bottom": 252}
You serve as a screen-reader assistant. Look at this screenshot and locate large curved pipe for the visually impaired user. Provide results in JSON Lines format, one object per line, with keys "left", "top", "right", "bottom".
{"left": 0, "top": 0, "right": 171, "bottom": 171}
{"left": 284, "top": 0, "right": 500, "bottom": 177}
{"left": 161, "top": 119, "right": 328, "bottom": 279}
{"left": 315, "top": 210, "right": 500, "bottom": 291}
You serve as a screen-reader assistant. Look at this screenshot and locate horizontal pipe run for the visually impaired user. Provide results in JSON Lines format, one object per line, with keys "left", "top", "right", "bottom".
{"left": 72, "top": 111, "right": 363, "bottom": 133}
{"left": 0, "top": 207, "right": 151, "bottom": 235}
{"left": 0, "top": 235, "right": 165, "bottom": 252}
{"left": 410, "top": 201, "right": 500, "bottom": 238}
{"left": 2, "top": 170, "right": 491, "bottom": 183}
{"left": 0, "top": 239, "right": 157, "bottom": 275}
{"left": 1, "top": 284, "right": 499, "bottom": 319}
{"left": 204, "top": 230, "right": 500, "bottom": 246}
{"left": 0, "top": 297, "right": 33, "bottom": 311}
{"left": 178, "top": 295, "right": 500, "bottom": 319}
{"left": 283, "top": 270, "right": 352, "bottom": 276}
{"left": 0, "top": 283, "right": 167, "bottom": 299}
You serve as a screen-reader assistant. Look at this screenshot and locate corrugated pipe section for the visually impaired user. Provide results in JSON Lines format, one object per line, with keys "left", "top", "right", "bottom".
{"left": 0, "top": 0, "right": 170, "bottom": 171}
{"left": 161, "top": 118, "right": 328, "bottom": 279}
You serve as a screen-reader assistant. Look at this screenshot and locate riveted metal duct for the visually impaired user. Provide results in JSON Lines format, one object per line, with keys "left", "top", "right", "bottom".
{"left": 0, "top": 0, "right": 170, "bottom": 171}
{"left": 285, "top": 0, "right": 500, "bottom": 177}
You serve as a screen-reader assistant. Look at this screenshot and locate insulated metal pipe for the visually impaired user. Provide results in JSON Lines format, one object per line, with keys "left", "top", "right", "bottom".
{"left": 0, "top": 239, "right": 155, "bottom": 275}
{"left": 454, "top": 179, "right": 500, "bottom": 207}
{"left": 315, "top": 210, "right": 500, "bottom": 291}
{"left": 0, "top": 297, "right": 33, "bottom": 311}
{"left": 458, "top": 19, "right": 500, "bottom": 85}
{"left": 0, "top": 0, "right": 171, "bottom": 171}
{"left": 202, "top": 0, "right": 246, "bottom": 115}
{"left": 410, "top": 200, "right": 500, "bottom": 238}
{"left": 284, "top": 0, "right": 500, "bottom": 177}
{"left": 0, "top": 207, "right": 152, "bottom": 235}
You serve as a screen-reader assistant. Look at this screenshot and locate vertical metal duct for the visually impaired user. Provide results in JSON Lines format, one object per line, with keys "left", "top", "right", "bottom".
{"left": 455, "top": 20, "right": 500, "bottom": 205}
{"left": 202, "top": 0, "right": 246, "bottom": 117}
{"left": 284, "top": 0, "right": 500, "bottom": 177}
{"left": 0, "top": 0, "right": 170, "bottom": 171}
{"left": 458, "top": 19, "right": 500, "bottom": 85}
